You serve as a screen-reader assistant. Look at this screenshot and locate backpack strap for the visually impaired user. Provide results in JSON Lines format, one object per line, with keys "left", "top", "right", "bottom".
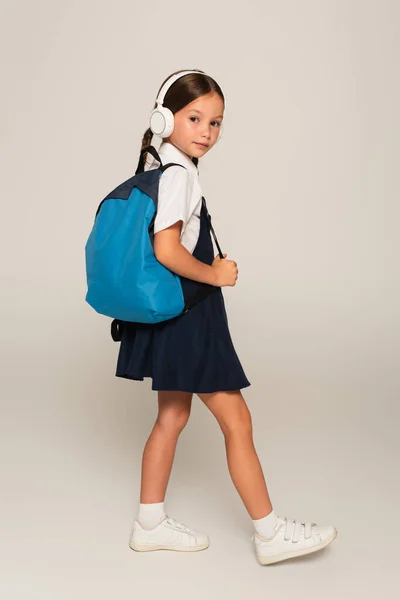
{"left": 201, "top": 197, "right": 224, "bottom": 259}
{"left": 111, "top": 318, "right": 121, "bottom": 341}
{"left": 135, "top": 145, "right": 190, "bottom": 176}
{"left": 135, "top": 145, "right": 163, "bottom": 174}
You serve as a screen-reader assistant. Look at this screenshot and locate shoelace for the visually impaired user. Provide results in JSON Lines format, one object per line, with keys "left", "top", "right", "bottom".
{"left": 164, "top": 516, "right": 196, "bottom": 535}
{"left": 252, "top": 515, "right": 316, "bottom": 543}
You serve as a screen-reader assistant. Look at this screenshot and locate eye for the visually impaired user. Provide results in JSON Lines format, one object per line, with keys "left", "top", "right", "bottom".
{"left": 189, "top": 116, "right": 222, "bottom": 127}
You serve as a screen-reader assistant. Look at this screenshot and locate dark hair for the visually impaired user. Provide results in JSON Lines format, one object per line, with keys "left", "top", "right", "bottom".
{"left": 141, "top": 68, "right": 224, "bottom": 168}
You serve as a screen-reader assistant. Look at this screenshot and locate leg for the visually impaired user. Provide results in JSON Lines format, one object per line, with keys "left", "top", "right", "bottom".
{"left": 197, "top": 390, "right": 273, "bottom": 520}
{"left": 131, "top": 390, "right": 211, "bottom": 552}
{"left": 140, "top": 390, "right": 193, "bottom": 503}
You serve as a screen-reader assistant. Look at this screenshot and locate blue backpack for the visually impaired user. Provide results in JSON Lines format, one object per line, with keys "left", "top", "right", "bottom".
{"left": 85, "top": 145, "right": 223, "bottom": 336}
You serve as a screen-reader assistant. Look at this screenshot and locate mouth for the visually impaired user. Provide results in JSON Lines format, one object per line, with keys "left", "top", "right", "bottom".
{"left": 194, "top": 142, "right": 209, "bottom": 148}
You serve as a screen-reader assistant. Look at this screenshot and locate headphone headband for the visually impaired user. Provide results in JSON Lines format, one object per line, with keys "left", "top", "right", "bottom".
{"left": 155, "top": 70, "right": 205, "bottom": 106}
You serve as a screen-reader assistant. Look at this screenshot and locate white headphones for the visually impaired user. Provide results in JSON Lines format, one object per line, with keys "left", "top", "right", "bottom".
{"left": 149, "top": 70, "right": 224, "bottom": 141}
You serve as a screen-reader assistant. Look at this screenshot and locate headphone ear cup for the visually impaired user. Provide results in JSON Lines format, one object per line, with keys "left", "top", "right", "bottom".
{"left": 149, "top": 106, "right": 175, "bottom": 137}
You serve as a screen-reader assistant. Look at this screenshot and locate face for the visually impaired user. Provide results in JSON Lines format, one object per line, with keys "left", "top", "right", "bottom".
{"left": 164, "top": 92, "right": 224, "bottom": 159}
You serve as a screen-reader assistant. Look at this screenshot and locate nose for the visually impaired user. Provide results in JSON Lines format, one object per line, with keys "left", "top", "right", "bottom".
{"left": 201, "top": 125, "right": 212, "bottom": 139}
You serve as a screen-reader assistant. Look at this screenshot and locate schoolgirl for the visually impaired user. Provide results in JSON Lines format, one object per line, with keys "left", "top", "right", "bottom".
{"left": 116, "top": 69, "right": 338, "bottom": 564}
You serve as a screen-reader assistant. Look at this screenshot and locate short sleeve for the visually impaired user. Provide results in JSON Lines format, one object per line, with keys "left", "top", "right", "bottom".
{"left": 154, "top": 166, "right": 192, "bottom": 236}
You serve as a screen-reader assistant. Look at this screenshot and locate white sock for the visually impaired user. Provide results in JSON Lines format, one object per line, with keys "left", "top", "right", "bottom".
{"left": 252, "top": 509, "right": 280, "bottom": 538}
{"left": 137, "top": 501, "right": 167, "bottom": 530}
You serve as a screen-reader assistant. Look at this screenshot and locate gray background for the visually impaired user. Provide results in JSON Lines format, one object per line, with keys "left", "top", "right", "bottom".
{"left": 1, "top": 0, "right": 398, "bottom": 597}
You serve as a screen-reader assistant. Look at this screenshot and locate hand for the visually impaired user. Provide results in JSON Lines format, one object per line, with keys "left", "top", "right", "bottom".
{"left": 211, "top": 253, "right": 238, "bottom": 287}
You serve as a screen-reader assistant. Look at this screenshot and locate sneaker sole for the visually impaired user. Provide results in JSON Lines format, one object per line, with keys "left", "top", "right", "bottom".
{"left": 255, "top": 527, "right": 338, "bottom": 565}
{"left": 129, "top": 539, "right": 210, "bottom": 552}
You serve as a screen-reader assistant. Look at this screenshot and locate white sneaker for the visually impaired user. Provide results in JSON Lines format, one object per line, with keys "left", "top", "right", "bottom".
{"left": 253, "top": 514, "right": 338, "bottom": 565}
{"left": 129, "top": 515, "right": 210, "bottom": 552}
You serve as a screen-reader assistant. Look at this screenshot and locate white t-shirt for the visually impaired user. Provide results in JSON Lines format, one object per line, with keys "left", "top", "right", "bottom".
{"left": 144, "top": 141, "right": 202, "bottom": 254}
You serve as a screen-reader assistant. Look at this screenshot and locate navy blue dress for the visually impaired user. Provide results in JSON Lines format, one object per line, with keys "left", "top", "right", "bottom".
{"left": 115, "top": 200, "right": 251, "bottom": 393}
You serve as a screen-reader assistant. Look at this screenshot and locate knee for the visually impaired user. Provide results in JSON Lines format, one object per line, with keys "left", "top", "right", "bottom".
{"left": 156, "top": 407, "right": 191, "bottom": 434}
{"left": 221, "top": 406, "right": 253, "bottom": 438}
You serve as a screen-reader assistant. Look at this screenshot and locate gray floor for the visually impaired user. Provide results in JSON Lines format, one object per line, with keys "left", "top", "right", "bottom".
{"left": 2, "top": 371, "right": 397, "bottom": 599}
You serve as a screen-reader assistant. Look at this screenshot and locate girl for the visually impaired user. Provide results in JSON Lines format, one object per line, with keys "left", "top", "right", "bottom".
{"left": 115, "top": 69, "right": 338, "bottom": 565}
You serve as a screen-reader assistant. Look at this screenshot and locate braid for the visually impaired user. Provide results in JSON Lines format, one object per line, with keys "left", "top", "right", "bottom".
{"left": 140, "top": 127, "right": 154, "bottom": 167}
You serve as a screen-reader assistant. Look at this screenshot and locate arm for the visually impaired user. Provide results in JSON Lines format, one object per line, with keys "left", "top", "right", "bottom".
{"left": 154, "top": 221, "right": 218, "bottom": 286}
